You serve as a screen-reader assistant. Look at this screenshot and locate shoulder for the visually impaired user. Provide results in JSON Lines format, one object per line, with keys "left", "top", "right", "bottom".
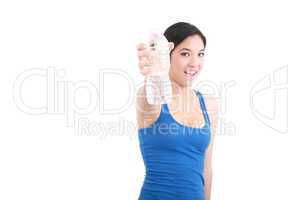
{"left": 197, "top": 91, "right": 219, "bottom": 128}
{"left": 200, "top": 91, "right": 219, "bottom": 139}
{"left": 201, "top": 92, "right": 219, "bottom": 115}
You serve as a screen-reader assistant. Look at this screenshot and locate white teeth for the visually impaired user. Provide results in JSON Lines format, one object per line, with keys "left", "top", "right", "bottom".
{"left": 184, "top": 71, "right": 197, "bottom": 75}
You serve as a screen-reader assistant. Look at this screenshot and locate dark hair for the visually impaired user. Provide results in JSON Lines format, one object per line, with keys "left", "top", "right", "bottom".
{"left": 164, "top": 22, "right": 206, "bottom": 53}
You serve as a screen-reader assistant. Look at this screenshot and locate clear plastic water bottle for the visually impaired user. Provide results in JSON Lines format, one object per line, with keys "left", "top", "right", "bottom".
{"left": 145, "top": 32, "right": 173, "bottom": 105}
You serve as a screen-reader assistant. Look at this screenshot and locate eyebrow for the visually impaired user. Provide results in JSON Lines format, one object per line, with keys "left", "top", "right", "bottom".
{"left": 179, "top": 48, "right": 205, "bottom": 52}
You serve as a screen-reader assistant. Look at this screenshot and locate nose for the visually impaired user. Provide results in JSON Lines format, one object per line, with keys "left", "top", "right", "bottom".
{"left": 188, "top": 54, "right": 202, "bottom": 69}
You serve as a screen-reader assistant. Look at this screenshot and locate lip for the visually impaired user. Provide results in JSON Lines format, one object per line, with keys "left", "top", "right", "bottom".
{"left": 184, "top": 70, "right": 198, "bottom": 80}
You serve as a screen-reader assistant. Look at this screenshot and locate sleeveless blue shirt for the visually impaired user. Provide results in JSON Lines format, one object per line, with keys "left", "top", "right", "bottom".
{"left": 138, "top": 90, "right": 211, "bottom": 200}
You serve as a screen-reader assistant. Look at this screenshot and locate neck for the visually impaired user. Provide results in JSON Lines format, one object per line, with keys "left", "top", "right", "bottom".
{"left": 171, "top": 81, "right": 193, "bottom": 97}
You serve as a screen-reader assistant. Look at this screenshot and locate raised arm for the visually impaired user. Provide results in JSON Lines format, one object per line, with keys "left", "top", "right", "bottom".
{"left": 135, "top": 42, "right": 173, "bottom": 129}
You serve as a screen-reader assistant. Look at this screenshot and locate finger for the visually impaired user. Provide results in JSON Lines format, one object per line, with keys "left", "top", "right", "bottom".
{"left": 140, "top": 66, "right": 152, "bottom": 76}
{"left": 138, "top": 49, "right": 151, "bottom": 59}
{"left": 136, "top": 43, "right": 148, "bottom": 51}
{"left": 138, "top": 57, "right": 150, "bottom": 69}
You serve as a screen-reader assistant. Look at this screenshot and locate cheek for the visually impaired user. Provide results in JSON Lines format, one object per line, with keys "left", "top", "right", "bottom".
{"left": 199, "top": 57, "right": 205, "bottom": 64}
{"left": 171, "top": 56, "right": 188, "bottom": 71}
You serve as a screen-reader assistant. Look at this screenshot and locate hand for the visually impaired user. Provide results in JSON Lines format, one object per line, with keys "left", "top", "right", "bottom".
{"left": 136, "top": 42, "right": 174, "bottom": 76}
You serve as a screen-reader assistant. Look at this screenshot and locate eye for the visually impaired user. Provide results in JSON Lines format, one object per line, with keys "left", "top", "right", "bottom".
{"left": 198, "top": 52, "right": 205, "bottom": 57}
{"left": 180, "top": 52, "right": 190, "bottom": 57}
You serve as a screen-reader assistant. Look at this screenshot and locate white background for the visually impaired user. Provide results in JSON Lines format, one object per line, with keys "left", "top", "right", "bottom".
{"left": 0, "top": 0, "right": 298, "bottom": 199}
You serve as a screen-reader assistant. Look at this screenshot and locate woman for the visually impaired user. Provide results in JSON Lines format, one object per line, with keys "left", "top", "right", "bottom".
{"left": 136, "top": 22, "right": 218, "bottom": 200}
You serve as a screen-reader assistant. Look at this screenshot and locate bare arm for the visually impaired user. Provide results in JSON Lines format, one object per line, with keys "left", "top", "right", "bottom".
{"left": 135, "top": 42, "right": 174, "bottom": 129}
{"left": 203, "top": 94, "right": 219, "bottom": 200}
{"left": 135, "top": 79, "right": 161, "bottom": 129}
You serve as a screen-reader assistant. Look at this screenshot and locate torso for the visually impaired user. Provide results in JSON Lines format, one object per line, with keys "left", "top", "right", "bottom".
{"left": 138, "top": 89, "right": 205, "bottom": 129}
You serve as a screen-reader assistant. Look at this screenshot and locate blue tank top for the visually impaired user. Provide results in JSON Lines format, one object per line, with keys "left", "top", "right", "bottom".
{"left": 138, "top": 90, "right": 211, "bottom": 200}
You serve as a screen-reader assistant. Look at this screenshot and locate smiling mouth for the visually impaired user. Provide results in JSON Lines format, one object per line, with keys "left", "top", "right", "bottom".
{"left": 184, "top": 70, "right": 198, "bottom": 77}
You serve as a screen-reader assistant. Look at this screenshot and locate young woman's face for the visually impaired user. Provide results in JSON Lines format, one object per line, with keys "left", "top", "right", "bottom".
{"left": 169, "top": 35, "right": 205, "bottom": 87}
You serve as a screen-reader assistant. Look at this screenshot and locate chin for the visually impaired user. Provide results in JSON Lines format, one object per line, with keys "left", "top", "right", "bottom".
{"left": 179, "top": 80, "right": 193, "bottom": 88}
